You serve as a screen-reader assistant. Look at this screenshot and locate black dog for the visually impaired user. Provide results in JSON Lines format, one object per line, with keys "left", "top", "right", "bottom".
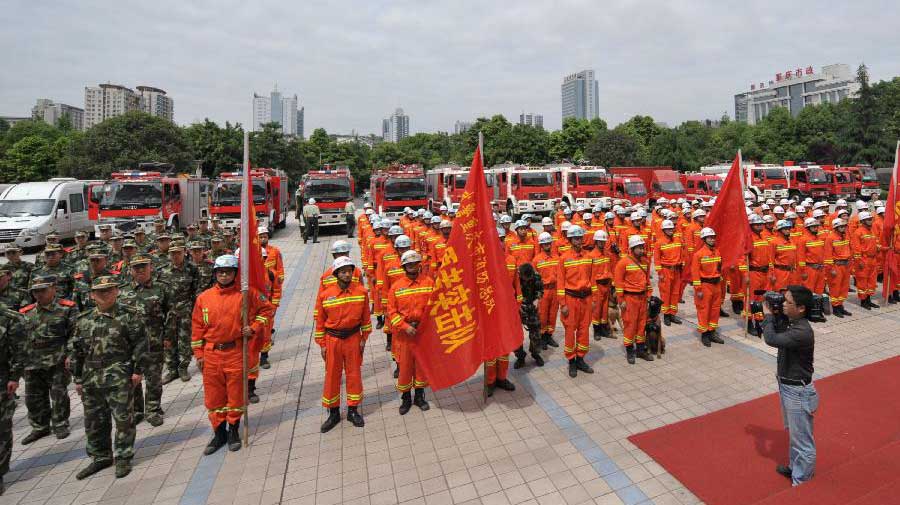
{"left": 646, "top": 296, "right": 665, "bottom": 356}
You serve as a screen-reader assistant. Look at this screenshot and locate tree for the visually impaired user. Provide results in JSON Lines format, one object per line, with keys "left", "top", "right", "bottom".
{"left": 184, "top": 119, "right": 243, "bottom": 176}
{"left": 1, "top": 136, "right": 57, "bottom": 182}
{"left": 842, "top": 64, "right": 880, "bottom": 164}
{"left": 548, "top": 117, "right": 606, "bottom": 161}
{"left": 614, "top": 115, "right": 662, "bottom": 164}
{"left": 584, "top": 130, "right": 639, "bottom": 166}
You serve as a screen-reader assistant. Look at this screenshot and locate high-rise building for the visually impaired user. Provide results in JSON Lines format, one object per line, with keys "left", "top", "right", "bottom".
{"left": 252, "top": 93, "right": 270, "bottom": 130}
{"left": 736, "top": 64, "right": 860, "bottom": 124}
{"left": 382, "top": 107, "right": 410, "bottom": 143}
{"left": 32, "top": 98, "right": 84, "bottom": 130}
{"left": 136, "top": 86, "right": 174, "bottom": 122}
{"left": 454, "top": 120, "right": 473, "bottom": 135}
{"left": 561, "top": 70, "right": 599, "bottom": 122}
{"left": 519, "top": 112, "right": 543, "bottom": 129}
{"left": 252, "top": 86, "right": 304, "bottom": 136}
{"left": 297, "top": 106, "right": 305, "bottom": 139}
{"left": 83, "top": 83, "right": 141, "bottom": 128}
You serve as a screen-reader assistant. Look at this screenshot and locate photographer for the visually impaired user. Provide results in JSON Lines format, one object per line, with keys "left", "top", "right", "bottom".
{"left": 762, "top": 285, "right": 818, "bottom": 486}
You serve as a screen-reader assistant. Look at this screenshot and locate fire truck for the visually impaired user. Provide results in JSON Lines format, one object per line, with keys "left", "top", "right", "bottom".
{"left": 821, "top": 165, "right": 858, "bottom": 202}
{"left": 610, "top": 166, "right": 684, "bottom": 205}
{"left": 700, "top": 163, "right": 789, "bottom": 201}
{"left": 555, "top": 164, "right": 612, "bottom": 208}
{"left": 608, "top": 174, "right": 649, "bottom": 204}
{"left": 680, "top": 173, "right": 722, "bottom": 201}
{"left": 425, "top": 163, "right": 470, "bottom": 211}
{"left": 296, "top": 166, "right": 356, "bottom": 230}
{"left": 487, "top": 164, "right": 561, "bottom": 217}
{"left": 783, "top": 162, "right": 831, "bottom": 201}
{"left": 370, "top": 165, "right": 427, "bottom": 219}
{"left": 89, "top": 164, "right": 209, "bottom": 234}
{"left": 844, "top": 164, "right": 881, "bottom": 200}
{"left": 211, "top": 167, "right": 289, "bottom": 232}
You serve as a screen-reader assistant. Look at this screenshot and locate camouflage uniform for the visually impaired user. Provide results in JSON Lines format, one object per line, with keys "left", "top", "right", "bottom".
{"left": 0, "top": 283, "right": 28, "bottom": 311}
{"left": 158, "top": 260, "right": 198, "bottom": 375}
{"left": 194, "top": 258, "right": 214, "bottom": 295}
{"left": 134, "top": 237, "right": 153, "bottom": 255}
{"left": 0, "top": 306, "right": 24, "bottom": 484}
{"left": 64, "top": 245, "right": 90, "bottom": 273}
{"left": 32, "top": 261, "right": 76, "bottom": 300}
{"left": 69, "top": 295, "right": 146, "bottom": 464}
{"left": 118, "top": 272, "right": 171, "bottom": 419}
{"left": 74, "top": 268, "right": 118, "bottom": 313}
{"left": 19, "top": 294, "right": 77, "bottom": 435}
{"left": 6, "top": 258, "right": 34, "bottom": 293}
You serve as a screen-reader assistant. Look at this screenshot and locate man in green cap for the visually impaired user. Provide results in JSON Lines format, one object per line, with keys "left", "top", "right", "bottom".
{"left": 209, "top": 236, "right": 232, "bottom": 257}
{"left": 32, "top": 245, "right": 75, "bottom": 300}
{"left": 119, "top": 254, "right": 171, "bottom": 426}
{"left": 0, "top": 298, "right": 24, "bottom": 495}
{"left": 197, "top": 219, "right": 213, "bottom": 248}
{"left": 95, "top": 225, "right": 114, "bottom": 254}
{"left": 35, "top": 232, "right": 64, "bottom": 268}
{"left": 69, "top": 275, "right": 145, "bottom": 480}
{"left": 188, "top": 241, "right": 215, "bottom": 294}
{"left": 151, "top": 235, "right": 172, "bottom": 269}
{"left": 114, "top": 240, "right": 139, "bottom": 284}
{"left": 3, "top": 246, "right": 33, "bottom": 293}
{"left": 74, "top": 247, "right": 119, "bottom": 313}
{"left": 107, "top": 234, "right": 125, "bottom": 266}
{"left": 0, "top": 266, "right": 27, "bottom": 311}
{"left": 133, "top": 228, "right": 152, "bottom": 254}
{"left": 159, "top": 243, "right": 198, "bottom": 383}
{"left": 64, "top": 231, "right": 91, "bottom": 272}
{"left": 19, "top": 275, "right": 77, "bottom": 443}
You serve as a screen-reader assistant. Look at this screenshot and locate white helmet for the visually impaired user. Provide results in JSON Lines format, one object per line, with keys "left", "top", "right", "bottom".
{"left": 308, "top": 198, "right": 316, "bottom": 204}
{"left": 564, "top": 207, "right": 573, "bottom": 215}
{"left": 593, "top": 230, "right": 608, "bottom": 242}
{"left": 858, "top": 211, "right": 873, "bottom": 221}
{"left": 615, "top": 206, "right": 628, "bottom": 215}
{"left": 439, "top": 220, "right": 452, "bottom": 229}
{"left": 837, "top": 208, "right": 849, "bottom": 216}
{"left": 658, "top": 197, "right": 668, "bottom": 205}
{"left": 628, "top": 235, "right": 645, "bottom": 249}
{"left": 257, "top": 225, "right": 269, "bottom": 236}
{"left": 541, "top": 216, "right": 553, "bottom": 226}
{"left": 405, "top": 208, "right": 415, "bottom": 215}
{"left": 538, "top": 232, "right": 554, "bottom": 244}
{"left": 832, "top": 218, "right": 846, "bottom": 227}
{"left": 560, "top": 201, "right": 569, "bottom": 208}
{"left": 363, "top": 202, "right": 372, "bottom": 209}
{"left": 701, "top": 200, "right": 714, "bottom": 208}
{"left": 576, "top": 203, "right": 586, "bottom": 212}
{"left": 566, "top": 225, "right": 585, "bottom": 238}
{"left": 763, "top": 214, "right": 775, "bottom": 223}
{"left": 400, "top": 250, "right": 422, "bottom": 266}
{"left": 775, "top": 219, "right": 792, "bottom": 231}
{"left": 332, "top": 256, "right": 354, "bottom": 272}
{"left": 765, "top": 198, "right": 776, "bottom": 205}
{"left": 836, "top": 199, "right": 847, "bottom": 207}
{"left": 394, "top": 235, "right": 412, "bottom": 248}
{"left": 761, "top": 203, "right": 771, "bottom": 211}
{"left": 812, "top": 209, "right": 825, "bottom": 218}
{"left": 661, "top": 219, "right": 675, "bottom": 230}
{"left": 583, "top": 212, "right": 593, "bottom": 220}
{"left": 813, "top": 201, "right": 829, "bottom": 209}
{"left": 560, "top": 221, "right": 571, "bottom": 232}
{"left": 795, "top": 206, "right": 806, "bottom": 213}
{"left": 700, "top": 227, "right": 716, "bottom": 239}
{"left": 630, "top": 211, "right": 643, "bottom": 221}
{"left": 513, "top": 219, "right": 528, "bottom": 230}
{"left": 439, "top": 205, "right": 448, "bottom": 212}
{"left": 856, "top": 200, "right": 868, "bottom": 209}
{"left": 403, "top": 206, "right": 412, "bottom": 213}
{"left": 500, "top": 214, "right": 513, "bottom": 224}
{"left": 873, "top": 200, "right": 883, "bottom": 207}
{"left": 876, "top": 206, "right": 885, "bottom": 214}
{"left": 213, "top": 254, "right": 238, "bottom": 270}
{"left": 430, "top": 215, "right": 442, "bottom": 224}
{"left": 605, "top": 211, "right": 616, "bottom": 220}
{"left": 365, "top": 208, "right": 375, "bottom": 215}
{"left": 692, "top": 209, "right": 706, "bottom": 218}
{"left": 748, "top": 214, "right": 764, "bottom": 225}
{"left": 804, "top": 217, "right": 819, "bottom": 228}
{"left": 423, "top": 211, "right": 434, "bottom": 219}
{"left": 785, "top": 211, "right": 798, "bottom": 220}
{"left": 416, "top": 208, "right": 427, "bottom": 216}
{"left": 388, "top": 225, "right": 403, "bottom": 236}
{"left": 330, "top": 240, "right": 351, "bottom": 254}
{"left": 779, "top": 198, "right": 790, "bottom": 206}
{"left": 496, "top": 226, "right": 506, "bottom": 238}
{"left": 773, "top": 206, "right": 785, "bottom": 214}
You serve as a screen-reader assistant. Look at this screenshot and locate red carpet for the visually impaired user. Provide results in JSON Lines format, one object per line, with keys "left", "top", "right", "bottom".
{"left": 628, "top": 356, "right": 900, "bottom": 505}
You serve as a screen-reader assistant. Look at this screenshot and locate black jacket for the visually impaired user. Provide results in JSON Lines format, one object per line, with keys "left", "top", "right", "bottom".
{"left": 762, "top": 315, "right": 814, "bottom": 383}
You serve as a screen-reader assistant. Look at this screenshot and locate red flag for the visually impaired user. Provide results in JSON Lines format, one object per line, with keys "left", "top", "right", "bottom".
{"left": 881, "top": 142, "right": 899, "bottom": 300}
{"left": 706, "top": 152, "right": 752, "bottom": 270}
{"left": 240, "top": 145, "right": 266, "bottom": 294}
{"left": 412, "top": 145, "right": 524, "bottom": 390}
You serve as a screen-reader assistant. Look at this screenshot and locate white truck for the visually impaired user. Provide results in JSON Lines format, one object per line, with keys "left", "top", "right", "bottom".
{"left": 0, "top": 179, "right": 94, "bottom": 250}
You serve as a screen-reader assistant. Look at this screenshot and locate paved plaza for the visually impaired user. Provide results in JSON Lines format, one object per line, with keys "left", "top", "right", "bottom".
{"left": 3, "top": 217, "right": 899, "bottom": 505}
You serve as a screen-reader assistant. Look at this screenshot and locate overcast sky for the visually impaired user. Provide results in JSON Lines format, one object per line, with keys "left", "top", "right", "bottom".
{"left": 3, "top": 0, "right": 899, "bottom": 135}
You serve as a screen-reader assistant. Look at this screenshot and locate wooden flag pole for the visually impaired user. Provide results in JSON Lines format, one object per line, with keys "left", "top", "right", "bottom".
{"left": 241, "top": 130, "right": 251, "bottom": 446}
{"left": 479, "top": 131, "right": 489, "bottom": 404}
{"left": 736, "top": 150, "right": 752, "bottom": 339}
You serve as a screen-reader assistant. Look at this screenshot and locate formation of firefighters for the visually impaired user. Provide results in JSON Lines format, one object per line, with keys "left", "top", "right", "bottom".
{"left": 314, "top": 194, "right": 898, "bottom": 433}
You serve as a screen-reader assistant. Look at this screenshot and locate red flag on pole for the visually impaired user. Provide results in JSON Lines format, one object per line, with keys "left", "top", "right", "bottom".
{"left": 240, "top": 140, "right": 267, "bottom": 294}
{"left": 881, "top": 141, "right": 899, "bottom": 300}
{"left": 706, "top": 151, "right": 752, "bottom": 270}
{"left": 412, "top": 145, "right": 524, "bottom": 390}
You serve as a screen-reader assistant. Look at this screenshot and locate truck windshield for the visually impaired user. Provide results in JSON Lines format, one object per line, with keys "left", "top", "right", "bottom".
{"left": 454, "top": 175, "right": 468, "bottom": 189}
{"left": 657, "top": 181, "right": 685, "bottom": 194}
{"left": 764, "top": 168, "right": 786, "bottom": 179}
{"left": 519, "top": 173, "right": 553, "bottom": 187}
{"left": 576, "top": 172, "right": 608, "bottom": 185}
{"left": 213, "top": 181, "right": 266, "bottom": 205}
{"left": 807, "top": 168, "right": 828, "bottom": 183}
{"left": 859, "top": 167, "right": 878, "bottom": 182}
{"left": 385, "top": 178, "right": 426, "bottom": 200}
{"left": 625, "top": 181, "right": 647, "bottom": 196}
{"left": 99, "top": 182, "right": 163, "bottom": 210}
{"left": 304, "top": 178, "right": 352, "bottom": 202}
{"left": 0, "top": 199, "right": 55, "bottom": 217}
{"left": 707, "top": 179, "right": 723, "bottom": 193}
{"left": 835, "top": 172, "right": 852, "bottom": 183}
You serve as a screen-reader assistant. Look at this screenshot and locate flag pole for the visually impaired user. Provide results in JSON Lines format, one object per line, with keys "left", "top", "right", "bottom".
{"left": 479, "top": 131, "right": 488, "bottom": 404}
{"left": 737, "top": 150, "right": 752, "bottom": 338}
{"left": 241, "top": 130, "right": 251, "bottom": 446}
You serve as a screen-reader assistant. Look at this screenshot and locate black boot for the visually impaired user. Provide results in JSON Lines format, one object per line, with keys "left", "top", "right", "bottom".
{"left": 709, "top": 331, "right": 725, "bottom": 344}
{"left": 259, "top": 353, "right": 270, "bottom": 370}
{"left": 719, "top": 308, "right": 729, "bottom": 317}
{"left": 833, "top": 306, "right": 844, "bottom": 318}
{"left": 593, "top": 324, "right": 603, "bottom": 340}
{"left": 376, "top": 315, "right": 385, "bottom": 330}
{"left": 890, "top": 291, "right": 899, "bottom": 304}
{"left": 227, "top": 422, "right": 242, "bottom": 451}
{"left": 513, "top": 347, "right": 526, "bottom": 369}
{"left": 840, "top": 305, "right": 853, "bottom": 317}
{"left": 347, "top": 406, "right": 364, "bottom": 427}
{"left": 21, "top": 429, "right": 50, "bottom": 445}
{"left": 701, "top": 332, "right": 711, "bottom": 347}
{"left": 531, "top": 353, "right": 544, "bottom": 367}
{"left": 604, "top": 323, "right": 617, "bottom": 337}
{"left": 626, "top": 345, "right": 636, "bottom": 364}
{"left": 393, "top": 365, "right": 399, "bottom": 379}
{"left": 732, "top": 300, "right": 744, "bottom": 315}
{"left": 861, "top": 298, "right": 872, "bottom": 310}
{"left": 320, "top": 407, "right": 341, "bottom": 433}
{"left": 541, "top": 332, "right": 550, "bottom": 350}
{"left": 568, "top": 359, "right": 577, "bottom": 377}
{"left": 248, "top": 379, "right": 259, "bottom": 404}
{"left": 669, "top": 315, "right": 683, "bottom": 325}
{"left": 869, "top": 299, "right": 880, "bottom": 309}
{"left": 574, "top": 357, "right": 594, "bottom": 373}
{"left": 413, "top": 389, "right": 430, "bottom": 411}
{"left": 115, "top": 459, "right": 132, "bottom": 478}
{"left": 385, "top": 332, "right": 392, "bottom": 351}
{"left": 663, "top": 314, "right": 671, "bottom": 327}
{"left": 747, "top": 319, "right": 760, "bottom": 337}
{"left": 635, "top": 344, "right": 654, "bottom": 361}
{"left": 76, "top": 458, "right": 113, "bottom": 480}
{"left": 545, "top": 334, "right": 559, "bottom": 348}
{"left": 203, "top": 422, "right": 228, "bottom": 455}
{"left": 399, "top": 391, "right": 412, "bottom": 415}
{"left": 495, "top": 378, "right": 516, "bottom": 391}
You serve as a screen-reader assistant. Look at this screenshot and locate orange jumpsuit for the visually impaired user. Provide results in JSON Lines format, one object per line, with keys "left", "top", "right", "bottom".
{"left": 614, "top": 254, "right": 651, "bottom": 347}
{"left": 692, "top": 244, "right": 723, "bottom": 334}
{"left": 617, "top": 224, "right": 651, "bottom": 259}
{"left": 852, "top": 225, "right": 879, "bottom": 301}
{"left": 557, "top": 248, "right": 596, "bottom": 359}
{"left": 506, "top": 234, "right": 537, "bottom": 267}
{"left": 374, "top": 246, "right": 399, "bottom": 319}
{"left": 654, "top": 233, "right": 683, "bottom": 316}
{"left": 429, "top": 235, "right": 448, "bottom": 277}
{"left": 771, "top": 234, "right": 798, "bottom": 291}
{"left": 486, "top": 254, "right": 521, "bottom": 385}
{"left": 825, "top": 230, "right": 852, "bottom": 308}
{"left": 745, "top": 232, "right": 775, "bottom": 319}
{"left": 387, "top": 275, "right": 434, "bottom": 392}
{"left": 191, "top": 283, "right": 274, "bottom": 428}
{"left": 314, "top": 283, "right": 372, "bottom": 408}
{"left": 590, "top": 244, "right": 613, "bottom": 327}
{"left": 264, "top": 244, "right": 285, "bottom": 294}
{"left": 377, "top": 251, "right": 405, "bottom": 346}
{"left": 789, "top": 229, "right": 805, "bottom": 285}
{"left": 798, "top": 229, "right": 826, "bottom": 295}
{"left": 533, "top": 249, "right": 560, "bottom": 335}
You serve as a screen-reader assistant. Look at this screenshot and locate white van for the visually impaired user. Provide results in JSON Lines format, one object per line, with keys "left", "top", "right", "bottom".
{"left": 0, "top": 178, "right": 93, "bottom": 250}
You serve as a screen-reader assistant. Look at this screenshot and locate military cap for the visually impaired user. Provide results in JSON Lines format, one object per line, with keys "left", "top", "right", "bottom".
{"left": 3, "top": 245, "right": 22, "bottom": 253}
{"left": 45, "top": 231, "right": 61, "bottom": 239}
{"left": 154, "top": 218, "right": 166, "bottom": 225}
{"left": 87, "top": 246, "right": 107, "bottom": 259}
{"left": 169, "top": 243, "right": 186, "bottom": 253}
{"left": 110, "top": 234, "right": 125, "bottom": 241}
{"left": 74, "top": 231, "right": 88, "bottom": 238}
{"left": 187, "top": 224, "right": 198, "bottom": 230}
{"left": 91, "top": 276, "right": 119, "bottom": 290}
{"left": 30, "top": 275, "right": 56, "bottom": 290}
{"left": 44, "top": 244, "right": 63, "bottom": 253}
{"left": 98, "top": 224, "right": 112, "bottom": 231}
{"left": 188, "top": 241, "right": 205, "bottom": 250}
{"left": 155, "top": 234, "right": 171, "bottom": 241}
{"left": 123, "top": 240, "right": 138, "bottom": 249}
{"left": 134, "top": 228, "right": 146, "bottom": 235}
{"left": 211, "top": 236, "right": 224, "bottom": 242}
{"left": 123, "top": 233, "right": 136, "bottom": 240}
{"left": 129, "top": 254, "right": 153, "bottom": 266}
{"left": 211, "top": 217, "right": 221, "bottom": 222}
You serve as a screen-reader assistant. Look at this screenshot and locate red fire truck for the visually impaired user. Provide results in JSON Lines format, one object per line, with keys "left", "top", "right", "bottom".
{"left": 487, "top": 164, "right": 561, "bottom": 217}
{"left": 783, "top": 162, "right": 831, "bottom": 201}
{"left": 89, "top": 165, "right": 209, "bottom": 234}
{"left": 820, "top": 165, "right": 858, "bottom": 202}
{"left": 845, "top": 164, "right": 880, "bottom": 200}
{"left": 211, "top": 167, "right": 289, "bottom": 233}
{"left": 607, "top": 174, "right": 649, "bottom": 204}
{"left": 680, "top": 173, "right": 722, "bottom": 201}
{"left": 370, "top": 165, "right": 427, "bottom": 219}
{"left": 296, "top": 166, "right": 356, "bottom": 230}
{"left": 610, "top": 166, "right": 684, "bottom": 205}
{"left": 701, "top": 163, "right": 789, "bottom": 202}
{"left": 555, "top": 164, "right": 612, "bottom": 208}
{"left": 425, "top": 163, "right": 471, "bottom": 211}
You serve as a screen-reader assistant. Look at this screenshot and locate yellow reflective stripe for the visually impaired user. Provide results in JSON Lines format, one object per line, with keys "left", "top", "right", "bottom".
{"left": 314, "top": 331, "right": 325, "bottom": 337}
{"left": 659, "top": 243, "right": 681, "bottom": 250}
{"left": 593, "top": 257, "right": 610, "bottom": 264}
{"left": 346, "top": 393, "right": 362, "bottom": 401}
{"left": 191, "top": 339, "right": 204, "bottom": 348}
{"left": 806, "top": 241, "right": 824, "bottom": 247}
{"left": 322, "top": 395, "right": 340, "bottom": 406}
{"left": 254, "top": 315, "right": 268, "bottom": 324}
{"left": 202, "top": 308, "right": 209, "bottom": 325}
{"left": 700, "top": 256, "right": 721, "bottom": 263}
{"left": 776, "top": 245, "right": 796, "bottom": 251}
{"left": 834, "top": 240, "right": 849, "bottom": 246}
{"left": 625, "top": 265, "right": 641, "bottom": 271}
{"left": 564, "top": 259, "right": 593, "bottom": 267}
{"left": 360, "top": 323, "right": 372, "bottom": 332}
{"left": 395, "top": 287, "right": 433, "bottom": 297}
{"left": 390, "top": 315, "right": 403, "bottom": 325}
{"left": 322, "top": 295, "right": 367, "bottom": 308}
{"left": 753, "top": 241, "right": 769, "bottom": 247}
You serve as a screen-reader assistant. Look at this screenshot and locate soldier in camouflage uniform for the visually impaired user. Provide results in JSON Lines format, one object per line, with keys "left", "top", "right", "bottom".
{"left": 64, "top": 231, "right": 91, "bottom": 272}
{"left": 94, "top": 225, "right": 113, "bottom": 255}
{"left": 159, "top": 243, "right": 198, "bottom": 383}
{"left": 114, "top": 240, "right": 139, "bottom": 285}
{"left": 209, "top": 236, "right": 232, "bottom": 258}
{"left": 3, "top": 246, "right": 33, "bottom": 293}
{"left": 69, "top": 276, "right": 146, "bottom": 480}
{"left": 74, "top": 247, "right": 119, "bottom": 313}
{"left": 0, "top": 266, "right": 28, "bottom": 311}
{"left": 189, "top": 242, "right": 215, "bottom": 294}
{"left": 197, "top": 219, "right": 213, "bottom": 248}
{"left": 107, "top": 234, "right": 125, "bottom": 266}
{"left": 118, "top": 254, "right": 171, "bottom": 426}
{"left": 34, "top": 232, "right": 63, "bottom": 268}
{"left": 223, "top": 229, "right": 237, "bottom": 251}
{"left": 32, "top": 245, "right": 75, "bottom": 300}
{"left": 19, "top": 276, "right": 77, "bottom": 443}
{"left": 146, "top": 218, "right": 167, "bottom": 244}
{"left": 0, "top": 302, "right": 24, "bottom": 495}
{"left": 151, "top": 235, "right": 172, "bottom": 269}
{"left": 134, "top": 228, "right": 153, "bottom": 254}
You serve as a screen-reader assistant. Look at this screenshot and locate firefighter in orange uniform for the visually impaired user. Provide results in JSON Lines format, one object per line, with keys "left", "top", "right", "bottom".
{"left": 380, "top": 235, "right": 411, "bottom": 377}
{"left": 534, "top": 232, "right": 561, "bottom": 349}
{"left": 319, "top": 241, "right": 361, "bottom": 294}
{"left": 691, "top": 227, "right": 725, "bottom": 348}
{"left": 387, "top": 250, "right": 434, "bottom": 415}
{"left": 653, "top": 219, "right": 683, "bottom": 326}
{"left": 825, "top": 218, "right": 853, "bottom": 317}
{"left": 745, "top": 214, "right": 775, "bottom": 335}
{"left": 771, "top": 220, "right": 798, "bottom": 291}
{"left": 258, "top": 227, "right": 283, "bottom": 369}
{"left": 798, "top": 218, "right": 827, "bottom": 298}
{"left": 314, "top": 257, "right": 372, "bottom": 433}
{"left": 590, "top": 230, "right": 614, "bottom": 339}
{"left": 556, "top": 225, "right": 596, "bottom": 377}
{"left": 373, "top": 225, "right": 403, "bottom": 331}
{"left": 485, "top": 227, "right": 520, "bottom": 396}
{"left": 428, "top": 220, "right": 451, "bottom": 276}
{"left": 614, "top": 235, "right": 653, "bottom": 364}
{"left": 507, "top": 220, "right": 537, "bottom": 266}
{"left": 192, "top": 255, "right": 275, "bottom": 454}
{"left": 852, "top": 211, "right": 880, "bottom": 310}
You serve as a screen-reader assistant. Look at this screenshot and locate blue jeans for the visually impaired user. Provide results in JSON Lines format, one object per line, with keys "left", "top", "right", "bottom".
{"left": 779, "top": 382, "right": 819, "bottom": 485}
